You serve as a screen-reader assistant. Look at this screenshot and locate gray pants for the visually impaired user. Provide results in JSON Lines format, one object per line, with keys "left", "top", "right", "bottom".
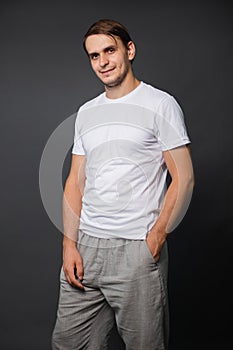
{"left": 52, "top": 230, "right": 169, "bottom": 350}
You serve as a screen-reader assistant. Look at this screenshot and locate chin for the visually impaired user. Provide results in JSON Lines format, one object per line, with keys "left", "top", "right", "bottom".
{"left": 103, "top": 76, "right": 125, "bottom": 88}
{"left": 105, "top": 81, "right": 119, "bottom": 88}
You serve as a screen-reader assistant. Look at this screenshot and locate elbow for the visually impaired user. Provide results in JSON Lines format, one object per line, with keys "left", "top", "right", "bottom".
{"left": 190, "top": 172, "right": 195, "bottom": 189}
{"left": 175, "top": 171, "right": 195, "bottom": 191}
{"left": 185, "top": 172, "right": 195, "bottom": 193}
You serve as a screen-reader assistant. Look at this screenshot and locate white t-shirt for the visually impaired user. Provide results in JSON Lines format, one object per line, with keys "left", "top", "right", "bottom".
{"left": 72, "top": 81, "right": 191, "bottom": 239}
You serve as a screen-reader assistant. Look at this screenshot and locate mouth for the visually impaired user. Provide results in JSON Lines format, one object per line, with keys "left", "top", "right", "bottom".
{"left": 100, "top": 68, "right": 115, "bottom": 75}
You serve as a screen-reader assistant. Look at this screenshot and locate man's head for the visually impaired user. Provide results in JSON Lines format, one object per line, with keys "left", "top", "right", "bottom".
{"left": 83, "top": 19, "right": 134, "bottom": 56}
{"left": 83, "top": 19, "right": 136, "bottom": 88}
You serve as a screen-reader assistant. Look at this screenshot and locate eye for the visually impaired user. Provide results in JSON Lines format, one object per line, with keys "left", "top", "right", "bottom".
{"left": 108, "top": 47, "right": 115, "bottom": 54}
{"left": 90, "top": 53, "right": 99, "bottom": 60}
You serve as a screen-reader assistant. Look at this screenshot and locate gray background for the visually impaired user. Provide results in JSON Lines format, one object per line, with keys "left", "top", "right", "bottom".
{"left": 1, "top": 0, "right": 232, "bottom": 349}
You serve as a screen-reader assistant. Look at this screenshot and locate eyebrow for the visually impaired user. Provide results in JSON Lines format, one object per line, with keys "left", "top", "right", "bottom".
{"left": 88, "top": 45, "right": 117, "bottom": 58}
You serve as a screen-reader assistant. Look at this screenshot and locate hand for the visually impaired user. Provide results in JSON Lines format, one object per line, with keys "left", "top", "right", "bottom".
{"left": 146, "top": 231, "right": 166, "bottom": 263}
{"left": 63, "top": 243, "right": 84, "bottom": 290}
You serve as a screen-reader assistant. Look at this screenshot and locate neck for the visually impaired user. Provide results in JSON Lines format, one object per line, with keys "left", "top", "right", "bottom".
{"left": 105, "top": 73, "right": 140, "bottom": 99}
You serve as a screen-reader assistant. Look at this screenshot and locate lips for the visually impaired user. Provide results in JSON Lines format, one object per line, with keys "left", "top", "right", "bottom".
{"left": 100, "top": 68, "right": 115, "bottom": 74}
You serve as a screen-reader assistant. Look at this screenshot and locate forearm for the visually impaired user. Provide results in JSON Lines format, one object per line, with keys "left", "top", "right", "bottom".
{"left": 150, "top": 173, "right": 194, "bottom": 242}
{"left": 165, "top": 174, "right": 194, "bottom": 234}
{"left": 151, "top": 178, "right": 177, "bottom": 237}
{"left": 62, "top": 177, "right": 83, "bottom": 245}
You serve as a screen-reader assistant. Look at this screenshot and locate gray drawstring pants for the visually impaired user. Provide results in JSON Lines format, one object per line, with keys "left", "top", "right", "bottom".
{"left": 52, "top": 230, "right": 169, "bottom": 350}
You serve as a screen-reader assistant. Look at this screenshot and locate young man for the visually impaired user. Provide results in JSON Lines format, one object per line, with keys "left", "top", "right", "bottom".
{"left": 52, "top": 19, "right": 194, "bottom": 350}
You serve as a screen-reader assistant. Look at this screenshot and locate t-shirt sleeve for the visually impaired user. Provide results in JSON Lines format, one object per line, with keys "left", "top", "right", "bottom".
{"left": 154, "top": 95, "right": 191, "bottom": 151}
{"left": 71, "top": 110, "right": 85, "bottom": 155}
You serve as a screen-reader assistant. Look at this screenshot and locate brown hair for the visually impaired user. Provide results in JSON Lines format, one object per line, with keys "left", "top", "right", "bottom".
{"left": 83, "top": 19, "right": 133, "bottom": 54}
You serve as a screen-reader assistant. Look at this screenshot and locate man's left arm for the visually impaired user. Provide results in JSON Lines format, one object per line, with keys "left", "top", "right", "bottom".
{"left": 146, "top": 145, "right": 195, "bottom": 261}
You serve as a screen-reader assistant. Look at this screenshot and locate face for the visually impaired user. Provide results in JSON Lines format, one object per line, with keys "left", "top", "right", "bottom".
{"left": 85, "top": 34, "right": 135, "bottom": 88}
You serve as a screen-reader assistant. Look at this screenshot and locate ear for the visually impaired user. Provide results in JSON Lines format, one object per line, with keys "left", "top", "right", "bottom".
{"left": 127, "top": 41, "right": 136, "bottom": 62}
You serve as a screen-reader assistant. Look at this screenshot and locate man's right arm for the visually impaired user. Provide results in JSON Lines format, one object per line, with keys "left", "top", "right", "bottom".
{"left": 62, "top": 154, "right": 86, "bottom": 289}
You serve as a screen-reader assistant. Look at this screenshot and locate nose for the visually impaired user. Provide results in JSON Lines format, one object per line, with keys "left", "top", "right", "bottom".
{"left": 99, "top": 53, "right": 109, "bottom": 67}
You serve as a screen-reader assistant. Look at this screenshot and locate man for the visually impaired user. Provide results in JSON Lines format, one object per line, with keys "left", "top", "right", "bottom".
{"left": 52, "top": 19, "right": 194, "bottom": 350}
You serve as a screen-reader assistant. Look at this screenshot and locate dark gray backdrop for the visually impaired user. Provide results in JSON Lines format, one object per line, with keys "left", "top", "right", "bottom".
{"left": 1, "top": 0, "right": 232, "bottom": 349}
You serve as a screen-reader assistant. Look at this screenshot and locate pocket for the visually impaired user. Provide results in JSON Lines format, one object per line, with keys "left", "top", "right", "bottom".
{"left": 143, "top": 240, "right": 158, "bottom": 265}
